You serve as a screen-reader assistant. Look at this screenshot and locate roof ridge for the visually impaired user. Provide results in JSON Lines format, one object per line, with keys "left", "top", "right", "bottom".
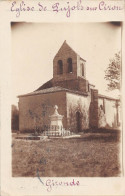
{"left": 54, "top": 40, "right": 86, "bottom": 61}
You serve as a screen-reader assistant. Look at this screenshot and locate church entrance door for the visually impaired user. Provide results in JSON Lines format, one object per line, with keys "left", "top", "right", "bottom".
{"left": 76, "top": 111, "right": 81, "bottom": 132}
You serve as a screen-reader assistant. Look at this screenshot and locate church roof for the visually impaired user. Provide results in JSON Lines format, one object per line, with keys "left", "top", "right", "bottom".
{"left": 18, "top": 86, "right": 88, "bottom": 98}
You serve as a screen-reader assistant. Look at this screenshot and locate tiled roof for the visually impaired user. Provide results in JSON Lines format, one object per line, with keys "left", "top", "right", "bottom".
{"left": 18, "top": 86, "right": 88, "bottom": 98}
{"left": 36, "top": 79, "right": 53, "bottom": 91}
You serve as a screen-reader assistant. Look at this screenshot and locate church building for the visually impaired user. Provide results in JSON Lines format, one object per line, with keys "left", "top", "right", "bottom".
{"left": 18, "top": 41, "right": 120, "bottom": 133}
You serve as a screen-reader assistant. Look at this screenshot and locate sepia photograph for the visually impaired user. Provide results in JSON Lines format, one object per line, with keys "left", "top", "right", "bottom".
{"left": 11, "top": 22, "right": 122, "bottom": 178}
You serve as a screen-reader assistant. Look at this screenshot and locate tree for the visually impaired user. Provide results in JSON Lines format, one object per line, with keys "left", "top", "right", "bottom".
{"left": 104, "top": 52, "right": 121, "bottom": 91}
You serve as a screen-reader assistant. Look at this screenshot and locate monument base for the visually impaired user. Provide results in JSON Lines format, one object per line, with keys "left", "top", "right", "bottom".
{"left": 43, "top": 129, "right": 71, "bottom": 137}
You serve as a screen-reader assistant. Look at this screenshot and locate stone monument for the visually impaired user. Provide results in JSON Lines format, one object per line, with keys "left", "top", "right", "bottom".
{"left": 49, "top": 105, "right": 63, "bottom": 135}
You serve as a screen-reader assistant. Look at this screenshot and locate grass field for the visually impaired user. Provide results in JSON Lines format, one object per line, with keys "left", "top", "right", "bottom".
{"left": 12, "top": 129, "right": 121, "bottom": 177}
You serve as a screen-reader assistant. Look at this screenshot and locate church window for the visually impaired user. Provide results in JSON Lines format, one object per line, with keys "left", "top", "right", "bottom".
{"left": 80, "top": 63, "right": 84, "bottom": 76}
{"left": 67, "top": 58, "right": 73, "bottom": 73}
{"left": 57, "top": 60, "right": 63, "bottom": 74}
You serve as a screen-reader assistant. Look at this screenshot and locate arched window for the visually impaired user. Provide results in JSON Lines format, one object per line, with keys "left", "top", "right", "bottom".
{"left": 80, "top": 63, "right": 84, "bottom": 76}
{"left": 57, "top": 60, "right": 63, "bottom": 74}
{"left": 67, "top": 58, "right": 73, "bottom": 73}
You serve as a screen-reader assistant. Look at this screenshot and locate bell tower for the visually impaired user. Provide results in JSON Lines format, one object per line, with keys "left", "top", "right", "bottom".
{"left": 53, "top": 41, "right": 88, "bottom": 93}
{"left": 53, "top": 40, "right": 86, "bottom": 81}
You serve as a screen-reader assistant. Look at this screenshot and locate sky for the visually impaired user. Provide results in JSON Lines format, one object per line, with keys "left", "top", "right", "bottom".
{"left": 11, "top": 22, "right": 121, "bottom": 106}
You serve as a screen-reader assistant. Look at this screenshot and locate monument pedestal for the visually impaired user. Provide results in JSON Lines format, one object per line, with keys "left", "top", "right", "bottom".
{"left": 49, "top": 105, "right": 63, "bottom": 135}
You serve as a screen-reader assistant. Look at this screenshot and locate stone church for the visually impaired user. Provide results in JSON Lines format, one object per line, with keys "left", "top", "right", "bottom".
{"left": 18, "top": 41, "right": 120, "bottom": 133}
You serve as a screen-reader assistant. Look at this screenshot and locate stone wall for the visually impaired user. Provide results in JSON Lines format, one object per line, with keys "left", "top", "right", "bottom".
{"left": 98, "top": 97, "right": 119, "bottom": 128}
{"left": 52, "top": 77, "right": 89, "bottom": 93}
{"left": 66, "top": 92, "right": 91, "bottom": 132}
{"left": 19, "top": 92, "right": 67, "bottom": 132}
{"left": 53, "top": 79, "right": 79, "bottom": 91}
{"left": 78, "top": 77, "right": 89, "bottom": 93}
{"left": 18, "top": 90, "right": 120, "bottom": 132}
